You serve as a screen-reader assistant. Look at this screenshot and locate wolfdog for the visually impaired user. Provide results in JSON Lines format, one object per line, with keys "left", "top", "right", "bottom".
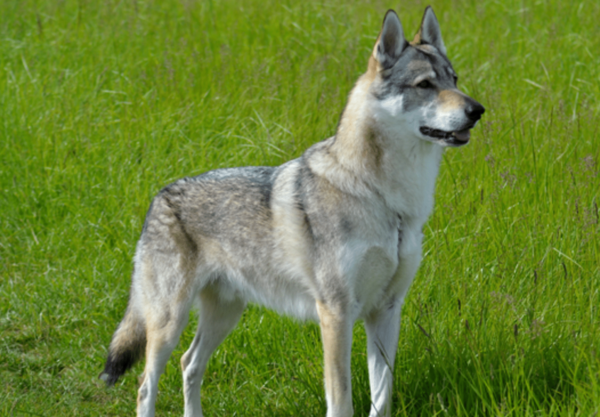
{"left": 101, "top": 7, "right": 484, "bottom": 417}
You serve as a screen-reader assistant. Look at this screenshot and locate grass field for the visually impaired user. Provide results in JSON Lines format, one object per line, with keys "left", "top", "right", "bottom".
{"left": 1, "top": 0, "right": 599, "bottom": 415}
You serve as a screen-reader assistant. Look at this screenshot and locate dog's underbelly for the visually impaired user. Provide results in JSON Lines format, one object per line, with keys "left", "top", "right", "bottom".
{"left": 207, "top": 238, "right": 401, "bottom": 323}
{"left": 243, "top": 279, "right": 320, "bottom": 321}
{"left": 210, "top": 265, "right": 320, "bottom": 321}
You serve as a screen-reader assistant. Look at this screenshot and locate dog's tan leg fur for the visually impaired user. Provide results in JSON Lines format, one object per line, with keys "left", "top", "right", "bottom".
{"left": 137, "top": 316, "right": 189, "bottom": 417}
{"left": 316, "top": 300, "right": 353, "bottom": 417}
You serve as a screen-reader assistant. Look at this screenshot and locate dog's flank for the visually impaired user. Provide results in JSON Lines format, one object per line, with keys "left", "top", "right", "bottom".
{"left": 101, "top": 7, "right": 484, "bottom": 417}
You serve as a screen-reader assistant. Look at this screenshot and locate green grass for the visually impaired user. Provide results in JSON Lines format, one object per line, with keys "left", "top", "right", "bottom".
{"left": 1, "top": 0, "right": 599, "bottom": 415}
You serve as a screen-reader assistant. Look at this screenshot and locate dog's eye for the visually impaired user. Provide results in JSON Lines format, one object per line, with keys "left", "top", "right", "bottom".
{"left": 417, "top": 80, "right": 433, "bottom": 89}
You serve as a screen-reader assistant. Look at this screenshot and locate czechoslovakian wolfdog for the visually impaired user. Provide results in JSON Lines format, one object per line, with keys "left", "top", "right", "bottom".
{"left": 101, "top": 7, "right": 484, "bottom": 417}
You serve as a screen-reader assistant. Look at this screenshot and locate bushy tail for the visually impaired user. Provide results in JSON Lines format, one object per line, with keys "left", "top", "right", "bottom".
{"left": 100, "top": 303, "right": 146, "bottom": 386}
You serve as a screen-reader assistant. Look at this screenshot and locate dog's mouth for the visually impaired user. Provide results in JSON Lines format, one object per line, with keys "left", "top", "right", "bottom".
{"left": 420, "top": 126, "right": 472, "bottom": 146}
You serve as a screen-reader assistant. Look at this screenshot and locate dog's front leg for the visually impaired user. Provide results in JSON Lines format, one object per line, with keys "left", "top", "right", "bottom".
{"left": 316, "top": 300, "right": 354, "bottom": 417}
{"left": 364, "top": 250, "right": 421, "bottom": 416}
{"left": 364, "top": 299, "right": 402, "bottom": 417}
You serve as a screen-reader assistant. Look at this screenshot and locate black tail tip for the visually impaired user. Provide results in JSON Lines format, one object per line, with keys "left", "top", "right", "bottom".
{"left": 99, "top": 371, "right": 119, "bottom": 387}
{"left": 100, "top": 348, "right": 141, "bottom": 387}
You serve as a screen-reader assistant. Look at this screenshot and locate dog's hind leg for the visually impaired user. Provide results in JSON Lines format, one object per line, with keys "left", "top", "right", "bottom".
{"left": 136, "top": 288, "right": 193, "bottom": 417}
{"left": 181, "top": 282, "right": 246, "bottom": 417}
{"left": 136, "top": 301, "right": 192, "bottom": 417}
{"left": 134, "top": 257, "right": 197, "bottom": 416}
{"left": 133, "top": 188, "right": 204, "bottom": 416}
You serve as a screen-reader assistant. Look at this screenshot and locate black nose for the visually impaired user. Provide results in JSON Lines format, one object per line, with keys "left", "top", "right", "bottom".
{"left": 465, "top": 101, "right": 485, "bottom": 122}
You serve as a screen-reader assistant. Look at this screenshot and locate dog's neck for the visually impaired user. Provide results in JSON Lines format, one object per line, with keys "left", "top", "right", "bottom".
{"left": 311, "top": 72, "right": 444, "bottom": 220}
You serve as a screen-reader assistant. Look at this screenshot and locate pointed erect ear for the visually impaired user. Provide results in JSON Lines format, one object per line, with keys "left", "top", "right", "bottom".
{"left": 418, "top": 6, "right": 447, "bottom": 56}
{"left": 374, "top": 10, "right": 408, "bottom": 69}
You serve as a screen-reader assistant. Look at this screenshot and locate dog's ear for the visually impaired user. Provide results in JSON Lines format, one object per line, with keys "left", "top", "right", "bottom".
{"left": 374, "top": 10, "right": 407, "bottom": 69}
{"left": 416, "top": 6, "right": 447, "bottom": 56}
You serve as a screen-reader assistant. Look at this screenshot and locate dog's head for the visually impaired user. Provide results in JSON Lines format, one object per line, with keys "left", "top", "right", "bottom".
{"left": 368, "top": 7, "right": 484, "bottom": 147}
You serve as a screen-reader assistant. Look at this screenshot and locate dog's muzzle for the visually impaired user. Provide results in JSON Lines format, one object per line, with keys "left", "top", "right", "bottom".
{"left": 420, "top": 99, "right": 485, "bottom": 146}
